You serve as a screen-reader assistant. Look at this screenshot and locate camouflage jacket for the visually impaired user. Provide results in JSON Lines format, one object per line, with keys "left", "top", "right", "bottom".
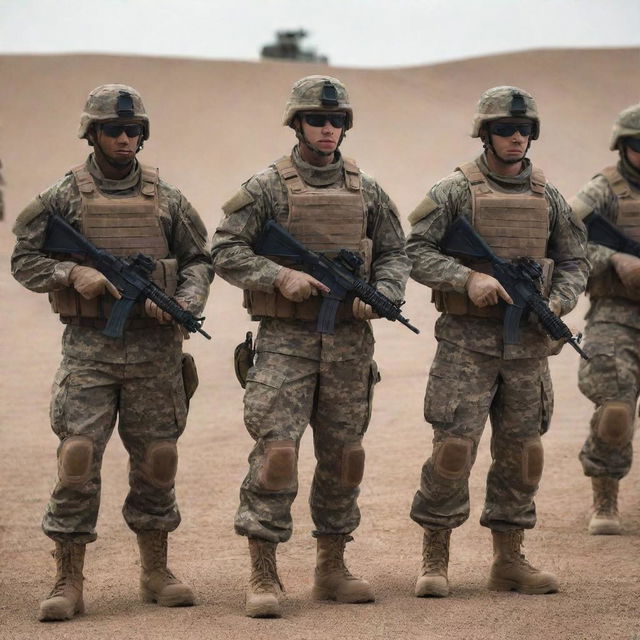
{"left": 571, "top": 158, "right": 640, "bottom": 330}
{"left": 11, "top": 155, "right": 213, "bottom": 316}
{"left": 406, "top": 153, "right": 588, "bottom": 359}
{"left": 210, "top": 146, "right": 410, "bottom": 304}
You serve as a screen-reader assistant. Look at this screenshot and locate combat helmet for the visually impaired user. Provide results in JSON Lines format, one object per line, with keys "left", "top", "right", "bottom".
{"left": 282, "top": 75, "right": 353, "bottom": 130}
{"left": 609, "top": 103, "right": 640, "bottom": 150}
{"left": 471, "top": 86, "right": 540, "bottom": 139}
{"left": 78, "top": 84, "right": 149, "bottom": 141}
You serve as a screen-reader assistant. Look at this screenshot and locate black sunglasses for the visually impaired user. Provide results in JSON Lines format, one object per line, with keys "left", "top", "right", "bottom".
{"left": 100, "top": 123, "right": 144, "bottom": 138}
{"left": 489, "top": 122, "right": 533, "bottom": 137}
{"left": 302, "top": 113, "right": 347, "bottom": 128}
{"left": 625, "top": 137, "right": 640, "bottom": 153}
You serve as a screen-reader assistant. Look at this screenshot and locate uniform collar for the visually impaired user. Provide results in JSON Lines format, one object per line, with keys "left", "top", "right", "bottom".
{"left": 292, "top": 145, "right": 344, "bottom": 187}
{"left": 87, "top": 154, "right": 142, "bottom": 193}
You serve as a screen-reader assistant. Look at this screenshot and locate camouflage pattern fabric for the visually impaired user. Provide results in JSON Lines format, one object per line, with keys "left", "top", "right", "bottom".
{"left": 44, "top": 328, "right": 186, "bottom": 542}
{"left": 235, "top": 319, "right": 377, "bottom": 542}
{"left": 212, "top": 146, "right": 409, "bottom": 542}
{"left": 410, "top": 340, "right": 553, "bottom": 532}
{"left": 572, "top": 160, "right": 640, "bottom": 478}
{"left": 407, "top": 153, "right": 587, "bottom": 532}
{"left": 577, "top": 321, "right": 638, "bottom": 479}
{"left": 11, "top": 154, "right": 213, "bottom": 542}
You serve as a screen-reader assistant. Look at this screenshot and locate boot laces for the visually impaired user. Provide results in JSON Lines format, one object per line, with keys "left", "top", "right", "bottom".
{"left": 250, "top": 546, "right": 283, "bottom": 593}
{"left": 423, "top": 531, "right": 449, "bottom": 574}
{"left": 507, "top": 533, "right": 537, "bottom": 573}
{"left": 48, "top": 546, "right": 82, "bottom": 597}
{"left": 594, "top": 482, "right": 619, "bottom": 516}
{"left": 323, "top": 536, "right": 356, "bottom": 580}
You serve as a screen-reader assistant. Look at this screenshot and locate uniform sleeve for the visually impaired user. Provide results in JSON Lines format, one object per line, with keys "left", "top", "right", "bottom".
{"left": 209, "top": 174, "right": 283, "bottom": 292}
{"left": 363, "top": 179, "right": 411, "bottom": 303}
{"left": 569, "top": 175, "right": 617, "bottom": 278}
{"left": 169, "top": 192, "right": 214, "bottom": 316}
{"left": 10, "top": 181, "right": 79, "bottom": 293}
{"left": 546, "top": 184, "right": 589, "bottom": 315}
{"left": 405, "top": 175, "right": 473, "bottom": 293}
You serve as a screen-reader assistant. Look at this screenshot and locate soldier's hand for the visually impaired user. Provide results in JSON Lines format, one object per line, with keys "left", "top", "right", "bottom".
{"left": 549, "top": 298, "right": 562, "bottom": 317}
{"left": 69, "top": 265, "right": 121, "bottom": 300}
{"left": 274, "top": 267, "right": 330, "bottom": 302}
{"left": 144, "top": 299, "right": 173, "bottom": 324}
{"left": 611, "top": 252, "right": 640, "bottom": 290}
{"left": 352, "top": 297, "right": 379, "bottom": 320}
{"left": 465, "top": 271, "right": 513, "bottom": 307}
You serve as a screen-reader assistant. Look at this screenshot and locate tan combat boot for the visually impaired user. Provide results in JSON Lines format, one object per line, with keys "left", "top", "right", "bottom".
{"left": 246, "top": 538, "right": 283, "bottom": 618}
{"left": 137, "top": 530, "right": 194, "bottom": 607}
{"left": 312, "top": 535, "right": 374, "bottom": 603}
{"left": 488, "top": 530, "right": 558, "bottom": 594}
{"left": 588, "top": 477, "right": 621, "bottom": 535}
{"left": 38, "top": 541, "right": 86, "bottom": 621}
{"left": 415, "top": 529, "right": 451, "bottom": 597}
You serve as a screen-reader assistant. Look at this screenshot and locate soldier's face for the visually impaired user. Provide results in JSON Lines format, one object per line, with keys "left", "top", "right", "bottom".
{"left": 625, "top": 141, "right": 640, "bottom": 171}
{"left": 487, "top": 118, "right": 531, "bottom": 163}
{"left": 299, "top": 112, "right": 344, "bottom": 154}
{"left": 93, "top": 120, "right": 142, "bottom": 165}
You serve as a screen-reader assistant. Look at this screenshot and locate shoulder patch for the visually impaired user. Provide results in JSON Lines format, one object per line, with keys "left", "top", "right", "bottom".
{"left": 222, "top": 187, "right": 254, "bottom": 216}
{"left": 567, "top": 195, "right": 593, "bottom": 220}
{"left": 408, "top": 196, "right": 439, "bottom": 225}
{"left": 12, "top": 198, "right": 46, "bottom": 235}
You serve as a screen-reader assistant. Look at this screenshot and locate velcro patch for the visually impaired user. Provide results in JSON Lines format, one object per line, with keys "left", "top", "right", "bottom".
{"left": 567, "top": 195, "right": 593, "bottom": 220}
{"left": 222, "top": 187, "right": 254, "bottom": 216}
{"left": 408, "top": 196, "right": 438, "bottom": 225}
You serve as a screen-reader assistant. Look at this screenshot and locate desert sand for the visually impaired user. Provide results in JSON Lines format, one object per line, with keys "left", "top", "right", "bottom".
{"left": 0, "top": 49, "right": 638, "bottom": 639}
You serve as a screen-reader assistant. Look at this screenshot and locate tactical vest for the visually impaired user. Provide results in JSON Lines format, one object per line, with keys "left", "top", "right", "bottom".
{"left": 49, "top": 163, "right": 178, "bottom": 322}
{"left": 587, "top": 165, "right": 640, "bottom": 301}
{"left": 433, "top": 160, "right": 553, "bottom": 318}
{"left": 244, "top": 155, "right": 371, "bottom": 322}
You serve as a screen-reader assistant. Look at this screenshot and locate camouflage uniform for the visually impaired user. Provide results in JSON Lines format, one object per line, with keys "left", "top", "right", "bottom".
{"left": 213, "top": 144, "right": 408, "bottom": 541}
{"left": 407, "top": 153, "right": 587, "bottom": 531}
{"left": 570, "top": 103, "right": 640, "bottom": 534}
{"left": 407, "top": 86, "right": 587, "bottom": 597}
{"left": 12, "top": 155, "right": 211, "bottom": 540}
{"left": 211, "top": 75, "right": 409, "bottom": 615}
{"left": 11, "top": 84, "right": 212, "bottom": 619}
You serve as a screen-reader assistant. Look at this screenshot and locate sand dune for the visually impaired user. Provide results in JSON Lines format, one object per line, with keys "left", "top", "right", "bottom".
{"left": 0, "top": 49, "right": 639, "bottom": 639}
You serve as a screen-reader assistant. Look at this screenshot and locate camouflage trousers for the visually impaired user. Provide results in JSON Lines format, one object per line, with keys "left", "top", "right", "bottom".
{"left": 410, "top": 340, "right": 553, "bottom": 532}
{"left": 43, "top": 328, "right": 188, "bottom": 544}
{"left": 235, "top": 318, "right": 378, "bottom": 543}
{"left": 578, "top": 321, "right": 638, "bottom": 479}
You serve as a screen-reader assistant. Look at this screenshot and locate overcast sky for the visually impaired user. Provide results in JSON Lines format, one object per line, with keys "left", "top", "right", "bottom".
{"left": 1, "top": 0, "right": 639, "bottom": 68}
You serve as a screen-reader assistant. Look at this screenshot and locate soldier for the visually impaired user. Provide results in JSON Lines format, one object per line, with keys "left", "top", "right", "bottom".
{"left": 11, "top": 84, "right": 213, "bottom": 621}
{"left": 571, "top": 103, "right": 640, "bottom": 535}
{"left": 406, "top": 86, "right": 587, "bottom": 597}
{"left": 211, "top": 75, "right": 410, "bottom": 617}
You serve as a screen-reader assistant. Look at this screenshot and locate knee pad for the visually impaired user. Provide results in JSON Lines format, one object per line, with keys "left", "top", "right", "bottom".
{"left": 58, "top": 436, "right": 93, "bottom": 488}
{"left": 341, "top": 442, "right": 365, "bottom": 488}
{"left": 521, "top": 438, "right": 544, "bottom": 486}
{"left": 142, "top": 441, "right": 178, "bottom": 489}
{"left": 434, "top": 437, "right": 473, "bottom": 480}
{"left": 259, "top": 440, "right": 297, "bottom": 491}
{"left": 596, "top": 401, "right": 634, "bottom": 446}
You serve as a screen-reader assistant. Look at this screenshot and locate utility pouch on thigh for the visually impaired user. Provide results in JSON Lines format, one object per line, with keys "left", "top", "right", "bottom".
{"left": 234, "top": 331, "right": 255, "bottom": 389}
{"left": 181, "top": 353, "right": 199, "bottom": 400}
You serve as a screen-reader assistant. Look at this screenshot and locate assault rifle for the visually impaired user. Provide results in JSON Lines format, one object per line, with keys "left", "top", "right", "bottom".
{"left": 584, "top": 211, "right": 640, "bottom": 257}
{"left": 43, "top": 214, "right": 211, "bottom": 340}
{"left": 440, "top": 216, "right": 588, "bottom": 359}
{"left": 253, "top": 219, "right": 419, "bottom": 334}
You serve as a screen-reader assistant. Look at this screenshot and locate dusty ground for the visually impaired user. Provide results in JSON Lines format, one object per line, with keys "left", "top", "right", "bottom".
{"left": 0, "top": 50, "right": 639, "bottom": 639}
